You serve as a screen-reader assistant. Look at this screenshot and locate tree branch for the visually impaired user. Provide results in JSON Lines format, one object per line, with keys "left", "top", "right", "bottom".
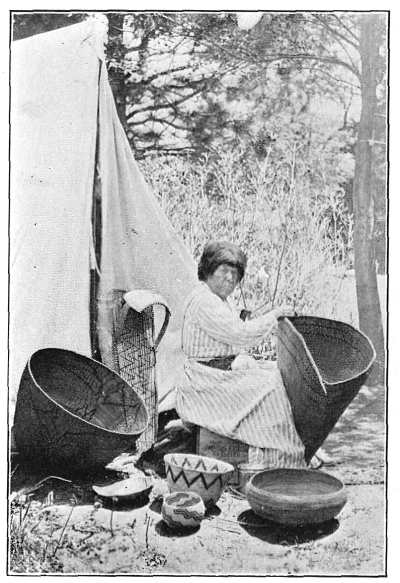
{"left": 310, "top": 14, "right": 360, "bottom": 75}
{"left": 159, "top": 117, "right": 188, "bottom": 131}
{"left": 331, "top": 13, "right": 360, "bottom": 44}
{"left": 265, "top": 52, "right": 361, "bottom": 80}
{"left": 127, "top": 85, "right": 206, "bottom": 121}
{"left": 140, "top": 145, "right": 194, "bottom": 157}
{"left": 311, "top": 13, "right": 359, "bottom": 50}
{"left": 138, "top": 64, "right": 193, "bottom": 86}
{"left": 300, "top": 64, "right": 360, "bottom": 91}
{"left": 161, "top": 78, "right": 212, "bottom": 91}
{"left": 129, "top": 114, "right": 187, "bottom": 132}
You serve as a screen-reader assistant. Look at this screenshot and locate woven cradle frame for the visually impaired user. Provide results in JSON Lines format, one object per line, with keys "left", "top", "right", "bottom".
{"left": 110, "top": 290, "right": 170, "bottom": 454}
{"left": 14, "top": 348, "right": 148, "bottom": 472}
{"left": 277, "top": 316, "right": 376, "bottom": 464}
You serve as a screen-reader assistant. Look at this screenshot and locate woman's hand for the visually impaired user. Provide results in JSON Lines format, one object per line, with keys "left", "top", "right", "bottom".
{"left": 231, "top": 353, "right": 259, "bottom": 370}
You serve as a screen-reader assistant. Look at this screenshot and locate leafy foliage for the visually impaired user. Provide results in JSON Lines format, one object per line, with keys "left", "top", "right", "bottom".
{"left": 104, "top": 12, "right": 365, "bottom": 158}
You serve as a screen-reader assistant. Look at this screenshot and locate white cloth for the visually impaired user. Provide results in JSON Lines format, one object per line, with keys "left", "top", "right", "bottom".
{"left": 95, "top": 62, "right": 197, "bottom": 408}
{"left": 10, "top": 23, "right": 100, "bottom": 421}
{"left": 10, "top": 22, "right": 198, "bottom": 424}
{"left": 176, "top": 283, "right": 306, "bottom": 468}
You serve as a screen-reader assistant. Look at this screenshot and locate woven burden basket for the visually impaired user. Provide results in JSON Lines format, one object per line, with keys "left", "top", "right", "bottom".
{"left": 111, "top": 290, "right": 170, "bottom": 455}
{"left": 14, "top": 348, "right": 148, "bottom": 473}
{"left": 277, "top": 316, "right": 376, "bottom": 464}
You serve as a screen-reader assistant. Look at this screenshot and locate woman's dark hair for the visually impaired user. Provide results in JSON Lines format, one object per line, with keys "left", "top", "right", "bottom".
{"left": 198, "top": 241, "right": 247, "bottom": 282}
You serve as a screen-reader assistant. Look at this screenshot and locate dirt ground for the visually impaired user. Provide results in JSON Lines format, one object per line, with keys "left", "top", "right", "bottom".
{"left": 9, "top": 382, "right": 386, "bottom": 576}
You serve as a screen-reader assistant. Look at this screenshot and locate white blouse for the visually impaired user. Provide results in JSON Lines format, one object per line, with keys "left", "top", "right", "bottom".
{"left": 181, "top": 282, "right": 278, "bottom": 359}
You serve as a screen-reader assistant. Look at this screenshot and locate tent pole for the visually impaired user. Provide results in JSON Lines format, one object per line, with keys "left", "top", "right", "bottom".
{"left": 90, "top": 61, "right": 103, "bottom": 361}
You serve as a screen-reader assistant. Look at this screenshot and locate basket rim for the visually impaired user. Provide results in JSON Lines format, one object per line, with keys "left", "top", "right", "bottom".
{"left": 25, "top": 347, "right": 149, "bottom": 437}
{"left": 92, "top": 475, "right": 154, "bottom": 499}
{"left": 282, "top": 315, "right": 377, "bottom": 386}
{"left": 163, "top": 491, "right": 204, "bottom": 503}
{"left": 280, "top": 317, "right": 327, "bottom": 395}
{"left": 247, "top": 467, "right": 345, "bottom": 503}
{"left": 164, "top": 452, "right": 234, "bottom": 474}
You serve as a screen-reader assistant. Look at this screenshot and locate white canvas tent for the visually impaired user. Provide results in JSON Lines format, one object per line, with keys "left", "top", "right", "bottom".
{"left": 10, "top": 19, "right": 197, "bottom": 423}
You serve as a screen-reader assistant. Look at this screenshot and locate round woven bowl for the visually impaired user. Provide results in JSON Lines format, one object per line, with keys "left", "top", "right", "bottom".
{"left": 14, "top": 348, "right": 148, "bottom": 473}
{"left": 162, "top": 491, "right": 205, "bottom": 529}
{"left": 246, "top": 468, "right": 347, "bottom": 526}
{"left": 164, "top": 453, "right": 234, "bottom": 507}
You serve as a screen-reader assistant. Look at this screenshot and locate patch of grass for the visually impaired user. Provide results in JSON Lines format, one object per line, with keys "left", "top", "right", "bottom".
{"left": 9, "top": 498, "right": 65, "bottom": 573}
{"left": 140, "top": 548, "right": 168, "bottom": 569}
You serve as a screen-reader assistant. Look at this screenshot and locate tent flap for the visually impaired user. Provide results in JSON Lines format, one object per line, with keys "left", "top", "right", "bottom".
{"left": 97, "top": 62, "right": 197, "bottom": 408}
{"left": 10, "top": 23, "right": 102, "bottom": 420}
{"left": 10, "top": 22, "right": 197, "bottom": 421}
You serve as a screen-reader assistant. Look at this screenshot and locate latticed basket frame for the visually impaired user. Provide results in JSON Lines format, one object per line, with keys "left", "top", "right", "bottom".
{"left": 111, "top": 290, "right": 167, "bottom": 454}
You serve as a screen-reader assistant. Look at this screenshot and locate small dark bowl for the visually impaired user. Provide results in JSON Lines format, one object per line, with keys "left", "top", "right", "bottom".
{"left": 246, "top": 468, "right": 347, "bottom": 526}
{"left": 92, "top": 476, "right": 153, "bottom": 503}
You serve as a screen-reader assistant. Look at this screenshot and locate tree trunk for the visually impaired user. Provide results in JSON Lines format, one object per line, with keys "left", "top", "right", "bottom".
{"left": 352, "top": 14, "right": 385, "bottom": 383}
{"left": 106, "top": 13, "right": 128, "bottom": 131}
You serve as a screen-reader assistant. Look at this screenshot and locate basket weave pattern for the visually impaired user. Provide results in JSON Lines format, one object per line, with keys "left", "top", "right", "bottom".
{"left": 111, "top": 293, "right": 157, "bottom": 454}
{"left": 14, "top": 348, "right": 148, "bottom": 472}
{"left": 277, "top": 316, "right": 376, "bottom": 463}
{"left": 164, "top": 453, "right": 234, "bottom": 506}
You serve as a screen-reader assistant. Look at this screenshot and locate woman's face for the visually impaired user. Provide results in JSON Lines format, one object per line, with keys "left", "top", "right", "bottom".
{"left": 206, "top": 263, "right": 240, "bottom": 300}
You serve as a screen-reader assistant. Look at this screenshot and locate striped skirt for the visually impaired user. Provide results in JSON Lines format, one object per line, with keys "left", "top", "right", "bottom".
{"left": 176, "top": 359, "right": 306, "bottom": 469}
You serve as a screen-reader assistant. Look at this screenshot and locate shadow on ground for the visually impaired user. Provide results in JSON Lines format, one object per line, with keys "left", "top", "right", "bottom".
{"left": 321, "top": 384, "right": 386, "bottom": 485}
{"left": 237, "top": 509, "right": 340, "bottom": 545}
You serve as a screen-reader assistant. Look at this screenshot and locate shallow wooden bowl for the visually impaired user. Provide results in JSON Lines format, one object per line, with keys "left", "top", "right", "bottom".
{"left": 246, "top": 468, "right": 347, "bottom": 526}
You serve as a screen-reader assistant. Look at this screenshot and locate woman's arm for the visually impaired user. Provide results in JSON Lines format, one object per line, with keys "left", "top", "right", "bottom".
{"left": 196, "top": 289, "right": 283, "bottom": 349}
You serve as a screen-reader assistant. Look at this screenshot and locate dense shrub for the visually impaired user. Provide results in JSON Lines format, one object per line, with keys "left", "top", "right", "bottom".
{"left": 139, "top": 142, "right": 354, "bottom": 355}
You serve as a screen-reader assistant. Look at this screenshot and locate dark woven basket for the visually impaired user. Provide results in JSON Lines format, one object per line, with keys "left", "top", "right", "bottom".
{"left": 277, "top": 316, "right": 376, "bottom": 463}
{"left": 14, "top": 348, "right": 148, "bottom": 473}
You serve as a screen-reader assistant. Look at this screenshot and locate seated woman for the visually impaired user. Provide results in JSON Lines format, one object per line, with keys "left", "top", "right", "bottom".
{"left": 176, "top": 240, "right": 306, "bottom": 468}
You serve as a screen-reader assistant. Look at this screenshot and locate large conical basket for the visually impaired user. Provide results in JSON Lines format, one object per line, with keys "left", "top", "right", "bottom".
{"left": 277, "top": 316, "right": 376, "bottom": 464}
{"left": 13, "top": 348, "right": 148, "bottom": 473}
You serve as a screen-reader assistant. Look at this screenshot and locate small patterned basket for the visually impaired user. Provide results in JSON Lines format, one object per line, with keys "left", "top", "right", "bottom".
{"left": 14, "top": 348, "right": 148, "bottom": 473}
{"left": 162, "top": 491, "right": 205, "bottom": 529}
{"left": 164, "top": 453, "right": 234, "bottom": 507}
{"left": 277, "top": 316, "right": 376, "bottom": 463}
